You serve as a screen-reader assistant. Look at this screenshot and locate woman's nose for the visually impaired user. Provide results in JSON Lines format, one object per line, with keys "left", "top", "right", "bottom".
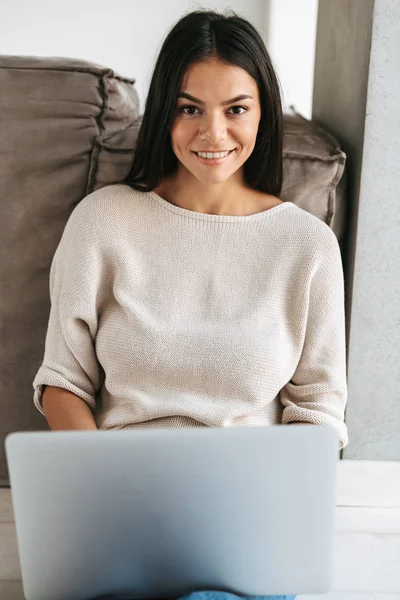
{"left": 198, "top": 114, "right": 227, "bottom": 143}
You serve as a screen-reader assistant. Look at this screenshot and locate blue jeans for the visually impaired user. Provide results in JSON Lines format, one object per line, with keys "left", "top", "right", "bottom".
{"left": 176, "top": 591, "right": 296, "bottom": 600}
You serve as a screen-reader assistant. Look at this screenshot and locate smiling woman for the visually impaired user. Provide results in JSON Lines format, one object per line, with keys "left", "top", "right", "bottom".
{"left": 32, "top": 8, "right": 348, "bottom": 600}
{"left": 123, "top": 9, "right": 284, "bottom": 216}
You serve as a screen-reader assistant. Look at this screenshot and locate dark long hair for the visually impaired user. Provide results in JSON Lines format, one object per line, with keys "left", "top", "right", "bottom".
{"left": 123, "top": 9, "right": 283, "bottom": 197}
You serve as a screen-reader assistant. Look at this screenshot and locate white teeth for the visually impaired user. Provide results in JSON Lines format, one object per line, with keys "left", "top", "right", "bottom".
{"left": 197, "top": 150, "right": 230, "bottom": 159}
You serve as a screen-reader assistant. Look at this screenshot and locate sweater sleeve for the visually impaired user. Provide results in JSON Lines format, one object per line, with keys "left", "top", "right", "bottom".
{"left": 32, "top": 201, "right": 105, "bottom": 417}
{"left": 280, "top": 227, "right": 349, "bottom": 450}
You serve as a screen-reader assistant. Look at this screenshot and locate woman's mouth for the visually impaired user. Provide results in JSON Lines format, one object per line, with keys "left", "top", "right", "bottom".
{"left": 193, "top": 149, "right": 235, "bottom": 166}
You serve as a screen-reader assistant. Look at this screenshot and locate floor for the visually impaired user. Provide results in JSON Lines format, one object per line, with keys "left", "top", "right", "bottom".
{"left": 1, "top": 460, "right": 399, "bottom": 600}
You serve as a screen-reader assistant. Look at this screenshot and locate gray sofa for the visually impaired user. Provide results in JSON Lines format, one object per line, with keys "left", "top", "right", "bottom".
{"left": 0, "top": 55, "right": 348, "bottom": 485}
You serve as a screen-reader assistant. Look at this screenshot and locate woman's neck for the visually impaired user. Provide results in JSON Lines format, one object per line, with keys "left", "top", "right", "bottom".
{"left": 153, "top": 170, "right": 269, "bottom": 217}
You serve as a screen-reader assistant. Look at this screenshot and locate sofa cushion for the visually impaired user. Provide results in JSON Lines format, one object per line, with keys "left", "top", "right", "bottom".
{"left": 0, "top": 55, "right": 139, "bottom": 484}
{"left": 282, "top": 109, "right": 347, "bottom": 246}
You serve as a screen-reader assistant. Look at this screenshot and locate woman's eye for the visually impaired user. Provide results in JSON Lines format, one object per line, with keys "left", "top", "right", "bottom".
{"left": 229, "top": 105, "right": 248, "bottom": 115}
{"left": 179, "top": 105, "right": 200, "bottom": 115}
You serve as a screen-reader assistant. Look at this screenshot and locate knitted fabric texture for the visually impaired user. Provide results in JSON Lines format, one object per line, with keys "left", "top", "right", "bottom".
{"left": 33, "top": 183, "right": 349, "bottom": 449}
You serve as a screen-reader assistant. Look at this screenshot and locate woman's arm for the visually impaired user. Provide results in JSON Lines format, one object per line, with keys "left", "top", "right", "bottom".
{"left": 42, "top": 385, "right": 98, "bottom": 431}
{"left": 280, "top": 227, "right": 348, "bottom": 450}
{"left": 32, "top": 195, "right": 105, "bottom": 424}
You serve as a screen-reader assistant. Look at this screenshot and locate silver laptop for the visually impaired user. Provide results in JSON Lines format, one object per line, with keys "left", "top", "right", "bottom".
{"left": 5, "top": 425, "right": 339, "bottom": 600}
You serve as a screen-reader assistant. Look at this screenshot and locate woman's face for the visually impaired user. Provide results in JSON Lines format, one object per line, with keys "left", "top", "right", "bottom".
{"left": 170, "top": 58, "right": 262, "bottom": 185}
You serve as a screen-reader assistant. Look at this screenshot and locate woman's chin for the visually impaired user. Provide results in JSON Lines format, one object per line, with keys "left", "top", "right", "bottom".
{"left": 192, "top": 168, "right": 235, "bottom": 185}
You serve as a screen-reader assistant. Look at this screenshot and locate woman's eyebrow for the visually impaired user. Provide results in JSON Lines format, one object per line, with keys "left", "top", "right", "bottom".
{"left": 178, "top": 92, "right": 253, "bottom": 105}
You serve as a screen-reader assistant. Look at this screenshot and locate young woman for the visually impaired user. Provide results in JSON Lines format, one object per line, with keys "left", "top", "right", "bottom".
{"left": 34, "top": 9, "right": 349, "bottom": 600}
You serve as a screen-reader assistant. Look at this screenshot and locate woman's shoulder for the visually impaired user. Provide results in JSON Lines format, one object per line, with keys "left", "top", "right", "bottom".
{"left": 55, "top": 184, "right": 139, "bottom": 252}
{"left": 273, "top": 199, "right": 341, "bottom": 268}
{"left": 66, "top": 183, "right": 144, "bottom": 228}
{"left": 249, "top": 191, "right": 337, "bottom": 245}
{"left": 75, "top": 183, "right": 137, "bottom": 212}
{"left": 282, "top": 199, "right": 338, "bottom": 239}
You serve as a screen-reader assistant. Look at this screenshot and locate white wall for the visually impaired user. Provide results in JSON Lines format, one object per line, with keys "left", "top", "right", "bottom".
{"left": 264, "top": 0, "right": 319, "bottom": 119}
{"left": 0, "top": 0, "right": 317, "bottom": 118}
{"left": 342, "top": 0, "right": 400, "bottom": 459}
{"left": 313, "top": 0, "right": 400, "bottom": 460}
{"left": 0, "top": 0, "right": 265, "bottom": 113}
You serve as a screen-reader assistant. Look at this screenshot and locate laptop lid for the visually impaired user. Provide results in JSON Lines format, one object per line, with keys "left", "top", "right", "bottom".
{"left": 5, "top": 425, "right": 339, "bottom": 600}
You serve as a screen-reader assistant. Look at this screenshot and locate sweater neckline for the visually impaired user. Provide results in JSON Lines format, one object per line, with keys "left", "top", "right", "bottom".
{"left": 148, "top": 190, "right": 295, "bottom": 222}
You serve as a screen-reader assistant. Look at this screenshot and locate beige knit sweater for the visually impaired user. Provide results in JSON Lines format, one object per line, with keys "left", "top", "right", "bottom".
{"left": 33, "top": 183, "right": 349, "bottom": 449}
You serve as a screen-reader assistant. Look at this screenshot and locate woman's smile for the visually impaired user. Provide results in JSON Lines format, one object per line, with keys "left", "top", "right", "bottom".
{"left": 192, "top": 148, "right": 236, "bottom": 166}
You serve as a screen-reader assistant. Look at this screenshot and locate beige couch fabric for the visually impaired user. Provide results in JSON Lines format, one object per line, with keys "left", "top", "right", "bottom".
{"left": 282, "top": 110, "right": 347, "bottom": 247}
{"left": 0, "top": 55, "right": 347, "bottom": 485}
{"left": 0, "top": 56, "right": 140, "bottom": 484}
